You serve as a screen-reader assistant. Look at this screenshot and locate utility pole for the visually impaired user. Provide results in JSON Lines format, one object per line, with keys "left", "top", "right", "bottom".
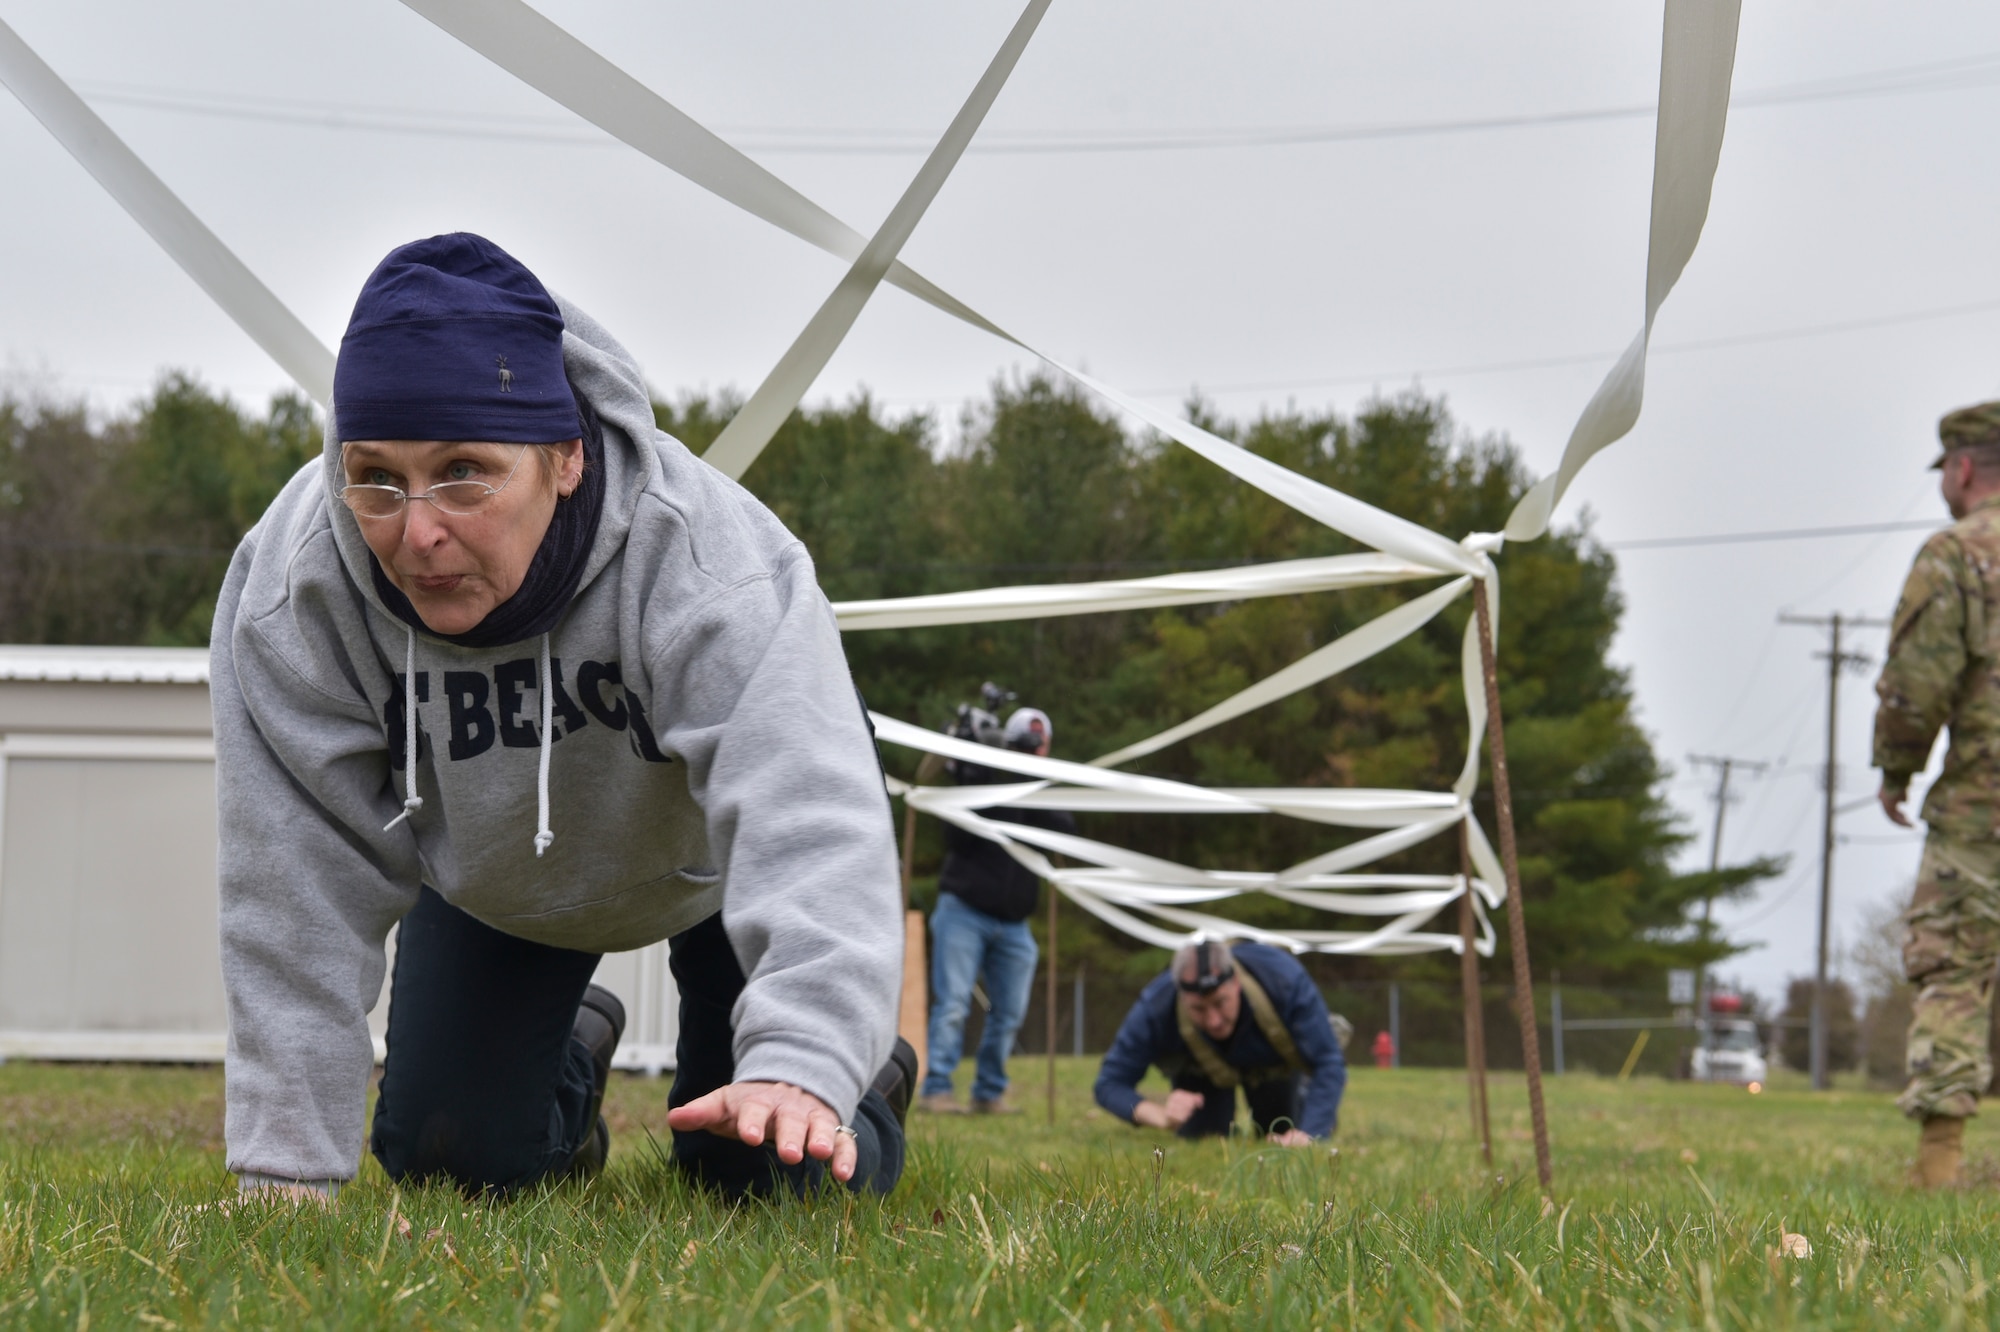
{"left": 1688, "top": 752, "right": 1768, "bottom": 1072}
{"left": 1685, "top": 753, "right": 1769, "bottom": 1005}
{"left": 1779, "top": 612, "right": 1886, "bottom": 1091}
{"left": 1689, "top": 754, "right": 1767, "bottom": 876}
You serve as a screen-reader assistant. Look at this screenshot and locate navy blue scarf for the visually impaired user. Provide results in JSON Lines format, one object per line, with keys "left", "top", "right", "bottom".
{"left": 369, "top": 386, "right": 608, "bottom": 648}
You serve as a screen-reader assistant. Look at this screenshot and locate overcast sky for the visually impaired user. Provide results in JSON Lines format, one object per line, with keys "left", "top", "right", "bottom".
{"left": 4, "top": 1, "right": 1997, "bottom": 1006}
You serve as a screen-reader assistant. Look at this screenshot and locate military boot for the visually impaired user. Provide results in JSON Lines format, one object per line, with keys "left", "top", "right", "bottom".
{"left": 1914, "top": 1114, "right": 1965, "bottom": 1189}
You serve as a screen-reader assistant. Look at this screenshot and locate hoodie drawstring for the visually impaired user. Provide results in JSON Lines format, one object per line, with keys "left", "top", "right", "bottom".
{"left": 534, "top": 632, "right": 556, "bottom": 857}
{"left": 380, "top": 625, "right": 557, "bottom": 856}
{"left": 383, "top": 626, "right": 423, "bottom": 832}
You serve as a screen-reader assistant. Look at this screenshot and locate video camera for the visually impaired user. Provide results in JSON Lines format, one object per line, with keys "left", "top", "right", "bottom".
{"left": 948, "top": 681, "right": 1016, "bottom": 750}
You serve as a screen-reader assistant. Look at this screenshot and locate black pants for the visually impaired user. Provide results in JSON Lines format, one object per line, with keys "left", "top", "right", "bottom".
{"left": 370, "top": 887, "right": 904, "bottom": 1198}
{"left": 1170, "top": 1067, "right": 1305, "bottom": 1139}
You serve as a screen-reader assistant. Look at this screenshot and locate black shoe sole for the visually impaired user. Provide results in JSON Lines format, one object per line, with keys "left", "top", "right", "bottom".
{"left": 574, "top": 984, "right": 628, "bottom": 1081}
{"left": 567, "top": 985, "right": 626, "bottom": 1182}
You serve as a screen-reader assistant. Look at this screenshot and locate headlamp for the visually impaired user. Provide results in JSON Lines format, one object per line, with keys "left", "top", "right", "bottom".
{"left": 1176, "top": 940, "right": 1236, "bottom": 994}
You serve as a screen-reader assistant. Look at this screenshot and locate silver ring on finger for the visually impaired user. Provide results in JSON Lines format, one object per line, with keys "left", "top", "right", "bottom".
{"left": 833, "top": 1124, "right": 859, "bottom": 1140}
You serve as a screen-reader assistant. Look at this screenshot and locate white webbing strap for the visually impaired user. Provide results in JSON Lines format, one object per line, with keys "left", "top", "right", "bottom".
{"left": 1505, "top": 0, "right": 1741, "bottom": 539}
{"left": 702, "top": 0, "right": 1054, "bottom": 478}
{"left": 397, "top": 0, "right": 1007, "bottom": 341}
{"left": 1088, "top": 575, "right": 1471, "bottom": 769}
{"left": 833, "top": 553, "right": 1440, "bottom": 632}
{"left": 0, "top": 18, "right": 335, "bottom": 402}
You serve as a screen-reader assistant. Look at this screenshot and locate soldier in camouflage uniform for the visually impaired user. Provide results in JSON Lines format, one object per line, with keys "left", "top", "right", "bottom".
{"left": 1874, "top": 401, "right": 2000, "bottom": 1188}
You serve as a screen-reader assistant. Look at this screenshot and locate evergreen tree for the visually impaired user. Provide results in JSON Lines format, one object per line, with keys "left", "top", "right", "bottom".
{"left": 0, "top": 374, "right": 316, "bottom": 646}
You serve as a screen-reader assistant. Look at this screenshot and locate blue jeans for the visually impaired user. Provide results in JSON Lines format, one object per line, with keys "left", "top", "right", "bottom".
{"left": 922, "top": 892, "right": 1038, "bottom": 1102}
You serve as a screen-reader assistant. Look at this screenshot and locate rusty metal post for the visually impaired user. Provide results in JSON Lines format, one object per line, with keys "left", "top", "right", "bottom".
{"left": 1046, "top": 884, "right": 1059, "bottom": 1125}
{"left": 1472, "top": 579, "right": 1552, "bottom": 1190}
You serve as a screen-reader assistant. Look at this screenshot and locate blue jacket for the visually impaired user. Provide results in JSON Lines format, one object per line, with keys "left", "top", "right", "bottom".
{"left": 1093, "top": 943, "right": 1347, "bottom": 1138}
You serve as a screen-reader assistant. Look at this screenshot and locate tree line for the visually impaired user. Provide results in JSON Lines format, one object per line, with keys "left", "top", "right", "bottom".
{"left": 0, "top": 371, "right": 1779, "bottom": 1042}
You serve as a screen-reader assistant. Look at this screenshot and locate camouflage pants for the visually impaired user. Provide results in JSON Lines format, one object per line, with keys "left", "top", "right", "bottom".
{"left": 1898, "top": 832, "right": 2000, "bottom": 1120}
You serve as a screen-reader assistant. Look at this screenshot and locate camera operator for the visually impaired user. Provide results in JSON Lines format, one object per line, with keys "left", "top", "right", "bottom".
{"left": 918, "top": 705, "right": 1074, "bottom": 1115}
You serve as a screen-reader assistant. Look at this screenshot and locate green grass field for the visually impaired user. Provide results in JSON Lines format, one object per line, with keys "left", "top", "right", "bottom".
{"left": 0, "top": 1058, "right": 1994, "bottom": 1328}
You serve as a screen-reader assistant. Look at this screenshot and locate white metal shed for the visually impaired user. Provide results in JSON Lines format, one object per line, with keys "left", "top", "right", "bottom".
{"left": 0, "top": 645, "right": 678, "bottom": 1071}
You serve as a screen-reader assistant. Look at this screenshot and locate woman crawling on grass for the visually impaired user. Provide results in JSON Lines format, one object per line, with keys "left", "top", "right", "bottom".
{"left": 213, "top": 233, "right": 913, "bottom": 1203}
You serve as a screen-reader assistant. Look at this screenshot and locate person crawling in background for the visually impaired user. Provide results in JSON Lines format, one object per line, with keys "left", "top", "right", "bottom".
{"left": 1094, "top": 939, "right": 1346, "bottom": 1145}
{"left": 212, "top": 232, "right": 912, "bottom": 1204}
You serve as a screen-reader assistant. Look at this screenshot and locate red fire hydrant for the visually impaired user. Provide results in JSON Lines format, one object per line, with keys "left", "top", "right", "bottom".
{"left": 1372, "top": 1030, "right": 1395, "bottom": 1069}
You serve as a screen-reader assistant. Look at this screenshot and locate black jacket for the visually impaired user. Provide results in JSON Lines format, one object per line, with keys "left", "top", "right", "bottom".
{"left": 936, "top": 760, "right": 1077, "bottom": 922}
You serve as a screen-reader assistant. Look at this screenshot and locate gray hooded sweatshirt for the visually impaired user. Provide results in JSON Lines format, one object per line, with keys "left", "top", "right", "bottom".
{"left": 212, "top": 300, "right": 901, "bottom": 1184}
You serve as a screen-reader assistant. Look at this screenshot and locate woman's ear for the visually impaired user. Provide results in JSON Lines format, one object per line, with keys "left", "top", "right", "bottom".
{"left": 556, "top": 438, "right": 585, "bottom": 497}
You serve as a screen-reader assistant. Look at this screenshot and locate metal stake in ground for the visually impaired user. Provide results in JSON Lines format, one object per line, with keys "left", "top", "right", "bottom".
{"left": 1046, "top": 881, "right": 1059, "bottom": 1125}
{"left": 1472, "top": 578, "right": 1552, "bottom": 1190}
{"left": 1458, "top": 821, "right": 1492, "bottom": 1164}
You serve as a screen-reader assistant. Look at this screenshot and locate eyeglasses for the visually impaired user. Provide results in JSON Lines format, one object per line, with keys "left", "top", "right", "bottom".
{"left": 338, "top": 446, "right": 529, "bottom": 521}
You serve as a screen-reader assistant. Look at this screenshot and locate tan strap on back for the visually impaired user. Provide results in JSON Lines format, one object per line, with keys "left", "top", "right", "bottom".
{"left": 1236, "top": 965, "right": 1306, "bottom": 1073}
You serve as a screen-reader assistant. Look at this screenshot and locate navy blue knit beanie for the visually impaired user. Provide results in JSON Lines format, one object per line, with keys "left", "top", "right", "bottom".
{"left": 333, "top": 233, "right": 581, "bottom": 444}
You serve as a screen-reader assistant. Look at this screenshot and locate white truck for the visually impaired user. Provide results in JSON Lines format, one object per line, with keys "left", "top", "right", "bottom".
{"left": 1689, "top": 996, "right": 1768, "bottom": 1087}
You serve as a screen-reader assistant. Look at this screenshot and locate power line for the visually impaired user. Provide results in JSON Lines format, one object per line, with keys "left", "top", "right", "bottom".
{"left": 864, "top": 293, "right": 2000, "bottom": 408}
{"left": 1727, "top": 865, "right": 1817, "bottom": 931}
{"left": 66, "top": 48, "right": 2000, "bottom": 156}
{"left": 872, "top": 283, "right": 2000, "bottom": 412}
{"left": 1607, "top": 519, "right": 1941, "bottom": 551}
{"left": 1148, "top": 296, "right": 2000, "bottom": 399}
